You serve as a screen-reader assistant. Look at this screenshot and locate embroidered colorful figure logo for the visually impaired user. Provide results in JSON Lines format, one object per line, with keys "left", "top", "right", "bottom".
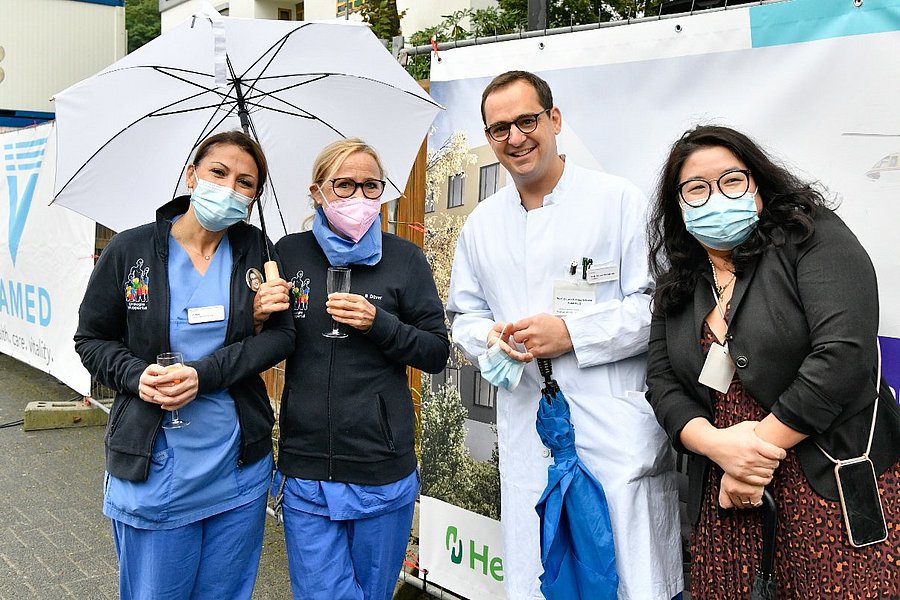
{"left": 290, "top": 270, "right": 311, "bottom": 319}
{"left": 4, "top": 136, "right": 48, "bottom": 266}
{"left": 124, "top": 258, "right": 150, "bottom": 310}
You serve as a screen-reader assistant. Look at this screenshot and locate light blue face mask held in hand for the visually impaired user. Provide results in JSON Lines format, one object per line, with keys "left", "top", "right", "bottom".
{"left": 477, "top": 327, "right": 526, "bottom": 391}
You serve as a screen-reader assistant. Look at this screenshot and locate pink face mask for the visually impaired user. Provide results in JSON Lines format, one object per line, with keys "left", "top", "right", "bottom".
{"left": 320, "top": 192, "right": 382, "bottom": 243}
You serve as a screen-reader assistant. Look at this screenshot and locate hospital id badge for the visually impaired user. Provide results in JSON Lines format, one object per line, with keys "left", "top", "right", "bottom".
{"left": 553, "top": 280, "right": 594, "bottom": 316}
{"left": 698, "top": 342, "right": 735, "bottom": 393}
{"left": 586, "top": 262, "right": 618, "bottom": 284}
{"left": 187, "top": 305, "right": 225, "bottom": 324}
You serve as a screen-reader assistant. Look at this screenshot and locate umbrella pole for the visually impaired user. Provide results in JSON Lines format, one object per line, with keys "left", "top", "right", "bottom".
{"left": 537, "top": 358, "right": 560, "bottom": 397}
{"left": 235, "top": 77, "right": 279, "bottom": 281}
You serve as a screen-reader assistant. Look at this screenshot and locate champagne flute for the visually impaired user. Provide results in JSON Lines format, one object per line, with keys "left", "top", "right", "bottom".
{"left": 157, "top": 351, "right": 190, "bottom": 429}
{"left": 323, "top": 267, "right": 351, "bottom": 339}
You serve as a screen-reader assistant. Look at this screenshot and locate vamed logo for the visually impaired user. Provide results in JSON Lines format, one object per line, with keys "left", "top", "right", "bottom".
{"left": 4, "top": 136, "right": 48, "bottom": 265}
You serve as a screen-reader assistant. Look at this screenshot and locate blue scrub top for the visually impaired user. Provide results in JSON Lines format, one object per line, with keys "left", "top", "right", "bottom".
{"left": 104, "top": 226, "right": 272, "bottom": 530}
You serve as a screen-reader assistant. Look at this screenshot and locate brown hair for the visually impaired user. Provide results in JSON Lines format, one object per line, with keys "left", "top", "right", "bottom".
{"left": 192, "top": 131, "right": 268, "bottom": 199}
{"left": 480, "top": 70, "right": 554, "bottom": 124}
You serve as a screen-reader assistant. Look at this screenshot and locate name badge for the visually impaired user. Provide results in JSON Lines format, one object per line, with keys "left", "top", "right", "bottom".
{"left": 553, "top": 280, "right": 595, "bottom": 316}
{"left": 698, "top": 342, "right": 736, "bottom": 393}
{"left": 187, "top": 305, "right": 225, "bottom": 324}
{"left": 587, "top": 263, "right": 619, "bottom": 284}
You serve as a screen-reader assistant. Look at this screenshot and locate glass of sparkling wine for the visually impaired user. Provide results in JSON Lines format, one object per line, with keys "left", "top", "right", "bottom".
{"left": 323, "top": 267, "right": 351, "bottom": 339}
{"left": 157, "top": 352, "right": 189, "bottom": 429}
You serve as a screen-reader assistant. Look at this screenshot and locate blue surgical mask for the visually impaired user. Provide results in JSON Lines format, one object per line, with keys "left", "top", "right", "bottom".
{"left": 478, "top": 342, "right": 525, "bottom": 392}
{"left": 190, "top": 176, "right": 253, "bottom": 232}
{"left": 683, "top": 191, "right": 760, "bottom": 250}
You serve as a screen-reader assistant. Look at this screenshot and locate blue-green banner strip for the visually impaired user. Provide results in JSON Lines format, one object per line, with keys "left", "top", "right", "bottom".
{"left": 751, "top": 0, "right": 900, "bottom": 47}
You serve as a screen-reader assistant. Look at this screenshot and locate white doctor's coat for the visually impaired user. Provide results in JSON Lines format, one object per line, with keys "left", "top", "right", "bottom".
{"left": 447, "top": 162, "right": 683, "bottom": 600}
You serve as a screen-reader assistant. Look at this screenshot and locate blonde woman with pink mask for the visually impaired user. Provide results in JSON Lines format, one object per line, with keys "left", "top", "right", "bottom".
{"left": 254, "top": 138, "right": 449, "bottom": 600}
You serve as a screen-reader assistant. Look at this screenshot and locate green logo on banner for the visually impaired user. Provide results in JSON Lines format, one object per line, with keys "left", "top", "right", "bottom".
{"left": 443, "top": 525, "right": 504, "bottom": 581}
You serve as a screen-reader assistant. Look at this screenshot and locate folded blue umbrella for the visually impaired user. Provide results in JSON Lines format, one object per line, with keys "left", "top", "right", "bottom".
{"left": 534, "top": 359, "right": 618, "bottom": 600}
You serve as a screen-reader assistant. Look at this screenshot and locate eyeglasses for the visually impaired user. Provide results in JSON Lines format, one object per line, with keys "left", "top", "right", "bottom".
{"left": 484, "top": 109, "right": 551, "bottom": 142}
{"left": 329, "top": 177, "right": 386, "bottom": 200}
{"left": 678, "top": 169, "right": 752, "bottom": 207}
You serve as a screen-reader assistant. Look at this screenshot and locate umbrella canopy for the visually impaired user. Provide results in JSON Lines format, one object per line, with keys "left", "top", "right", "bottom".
{"left": 534, "top": 359, "right": 618, "bottom": 600}
{"left": 51, "top": 11, "right": 442, "bottom": 239}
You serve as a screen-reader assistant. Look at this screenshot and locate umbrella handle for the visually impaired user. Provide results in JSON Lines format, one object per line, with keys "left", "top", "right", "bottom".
{"left": 759, "top": 488, "right": 777, "bottom": 575}
{"left": 264, "top": 261, "right": 280, "bottom": 281}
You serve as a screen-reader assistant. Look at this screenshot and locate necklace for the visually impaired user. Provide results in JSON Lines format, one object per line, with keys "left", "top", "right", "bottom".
{"left": 709, "top": 256, "right": 736, "bottom": 297}
{"left": 174, "top": 235, "right": 213, "bottom": 260}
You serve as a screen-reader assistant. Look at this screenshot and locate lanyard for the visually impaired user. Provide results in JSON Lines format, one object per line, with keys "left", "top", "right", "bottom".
{"left": 816, "top": 339, "right": 882, "bottom": 463}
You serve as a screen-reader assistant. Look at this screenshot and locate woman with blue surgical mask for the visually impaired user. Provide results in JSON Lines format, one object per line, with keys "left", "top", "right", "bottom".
{"left": 74, "top": 131, "right": 295, "bottom": 600}
{"left": 645, "top": 125, "right": 899, "bottom": 598}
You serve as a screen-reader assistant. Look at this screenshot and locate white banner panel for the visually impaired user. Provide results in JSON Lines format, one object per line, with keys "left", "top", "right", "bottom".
{"left": 419, "top": 495, "right": 506, "bottom": 600}
{"left": 428, "top": 0, "right": 900, "bottom": 382}
{"left": 422, "top": 1, "right": 900, "bottom": 597}
{"left": 0, "top": 123, "right": 94, "bottom": 394}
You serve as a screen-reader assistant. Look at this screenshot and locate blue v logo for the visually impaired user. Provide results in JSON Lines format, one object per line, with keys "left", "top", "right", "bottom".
{"left": 4, "top": 137, "right": 47, "bottom": 265}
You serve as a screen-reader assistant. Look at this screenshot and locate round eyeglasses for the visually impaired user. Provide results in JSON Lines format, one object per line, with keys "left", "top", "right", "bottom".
{"left": 484, "top": 109, "right": 551, "bottom": 142}
{"left": 678, "top": 169, "right": 752, "bottom": 207}
{"left": 329, "top": 177, "right": 386, "bottom": 200}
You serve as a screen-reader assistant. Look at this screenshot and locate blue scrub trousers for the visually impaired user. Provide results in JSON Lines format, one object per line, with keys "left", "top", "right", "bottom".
{"left": 112, "top": 493, "right": 267, "bottom": 600}
{"left": 283, "top": 499, "right": 415, "bottom": 600}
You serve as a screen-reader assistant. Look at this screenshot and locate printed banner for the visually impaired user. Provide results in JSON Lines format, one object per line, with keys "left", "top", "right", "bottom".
{"left": 0, "top": 123, "right": 94, "bottom": 395}
{"left": 419, "top": 496, "right": 506, "bottom": 600}
{"left": 422, "top": 1, "right": 900, "bottom": 597}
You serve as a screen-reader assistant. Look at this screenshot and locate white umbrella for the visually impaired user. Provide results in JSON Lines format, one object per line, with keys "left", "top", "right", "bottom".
{"left": 51, "top": 10, "right": 442, "bottom": 241}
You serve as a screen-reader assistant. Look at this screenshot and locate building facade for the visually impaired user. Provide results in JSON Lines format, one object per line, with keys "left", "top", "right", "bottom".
{"left": 160, "top": 0, "right": 499, "bottom": 37}
{"left": 0, "top": 0, "right": 126, "bottom": 128}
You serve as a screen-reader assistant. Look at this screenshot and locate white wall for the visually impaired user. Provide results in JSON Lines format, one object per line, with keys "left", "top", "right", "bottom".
{"left": 0, "top": 0, "right": 126, "bottom": 113}
{"left": 162, "top": 0, "right": 367, "bottom": 31}
{"left": 299, "top": 0, "right": 338, "bottom": 21}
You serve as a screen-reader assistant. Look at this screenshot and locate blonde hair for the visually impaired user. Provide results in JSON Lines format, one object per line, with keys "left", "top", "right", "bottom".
{"left": 303, "top": 138, "right": 387, "bottom": 230}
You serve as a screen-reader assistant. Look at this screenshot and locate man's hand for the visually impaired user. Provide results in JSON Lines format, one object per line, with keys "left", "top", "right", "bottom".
{"left": 510, "top": 313, "right": 573, "bottom": 359}
{"left": 486, "top": 322, "right": 533, "bottom": 362}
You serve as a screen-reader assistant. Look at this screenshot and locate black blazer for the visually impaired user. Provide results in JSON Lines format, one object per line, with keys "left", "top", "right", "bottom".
{"left": 646, "top": 208, "right": 900, "bottom": 524}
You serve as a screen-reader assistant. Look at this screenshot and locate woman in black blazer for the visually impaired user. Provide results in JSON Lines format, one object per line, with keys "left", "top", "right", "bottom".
{"left": 646, "top": 125, "right": 899, "bottom": 598}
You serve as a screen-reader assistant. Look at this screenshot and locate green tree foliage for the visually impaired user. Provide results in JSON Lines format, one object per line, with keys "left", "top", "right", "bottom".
{"left": 420, "top": 379, "right": 500, "bottom": 520}
{"left": 404, "top": 0, "right": 664, "bottom": 79}
{"left": 126, "top": 0, "right": 161, "bottom": 54}
{"left": 361, "top": 0, "right": 406, "bottom": 40}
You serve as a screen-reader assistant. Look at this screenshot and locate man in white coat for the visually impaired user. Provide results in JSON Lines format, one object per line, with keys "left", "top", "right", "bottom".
{"left": 447, "top": 71, "right": 683, "bottom": 599}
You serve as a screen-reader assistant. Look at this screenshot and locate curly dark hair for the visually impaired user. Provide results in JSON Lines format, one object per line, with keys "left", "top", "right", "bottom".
{"left": 648, "top": 125, "right": 828, "bottom": 314}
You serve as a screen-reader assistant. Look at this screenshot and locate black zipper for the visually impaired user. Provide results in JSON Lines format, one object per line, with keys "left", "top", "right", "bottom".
{"left": 226, "top": 247, "right": 245, "bottom": 466}
{"left": 326, "top": 339, "right": 336, "bottom": 480}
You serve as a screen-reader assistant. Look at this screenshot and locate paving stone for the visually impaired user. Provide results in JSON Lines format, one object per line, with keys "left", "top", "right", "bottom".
{"left": 0, "top": 354, "right": 431, "bottom": 600}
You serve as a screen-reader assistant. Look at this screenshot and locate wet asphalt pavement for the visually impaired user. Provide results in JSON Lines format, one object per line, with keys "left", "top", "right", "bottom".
{"left": 0, "top": 353, "right": 292, "bottom": 599}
